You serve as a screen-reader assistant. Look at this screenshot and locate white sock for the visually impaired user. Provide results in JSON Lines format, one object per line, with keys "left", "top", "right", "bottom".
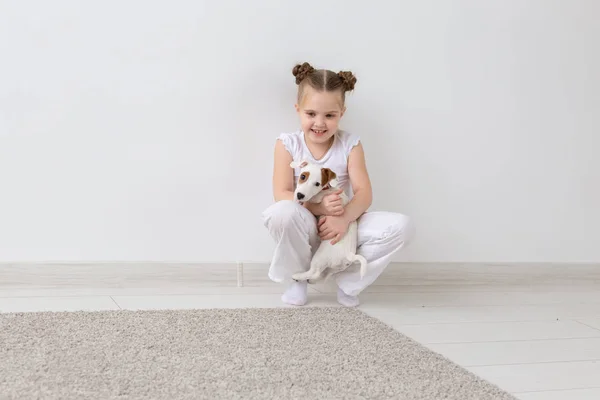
{"left": 282, "top": 280, "right": 307, "bottom": 306}
{"left": 337, "top": 287, "right": 359, "bottom": 307}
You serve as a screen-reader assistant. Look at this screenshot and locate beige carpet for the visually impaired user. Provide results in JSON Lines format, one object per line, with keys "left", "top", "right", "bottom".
{"left": 0, "top": 307, "right": 516, "bottom": 399}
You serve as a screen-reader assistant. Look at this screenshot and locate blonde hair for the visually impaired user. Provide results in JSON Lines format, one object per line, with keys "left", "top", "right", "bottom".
{"left": 292, "top": 62, "right": 357, "bottom": 106}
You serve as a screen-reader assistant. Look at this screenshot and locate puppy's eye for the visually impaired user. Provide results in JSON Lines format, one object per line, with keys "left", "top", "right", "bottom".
{"left": 300, "top": 174, "right": 306, "bottom": 180}
{"left": 315, "top": 182, "right": 320, "bottom": 186}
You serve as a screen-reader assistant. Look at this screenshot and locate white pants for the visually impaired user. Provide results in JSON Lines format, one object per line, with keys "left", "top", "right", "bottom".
{"left": 261, "top": 200, "right": 415, "bottom": 296}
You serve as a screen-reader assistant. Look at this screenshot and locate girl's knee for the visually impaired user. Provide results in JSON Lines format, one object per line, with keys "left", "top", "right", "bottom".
{"left": 262, "top": 200, "right": 312, "bottom": 231}
{"left": 391, "top": 214, "right": 415, "bottom": 245}
{"left": 358, "top": 211, "right": 415, "bottom": 246}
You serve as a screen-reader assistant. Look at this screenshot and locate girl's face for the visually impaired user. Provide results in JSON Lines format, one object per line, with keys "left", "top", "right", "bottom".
{"left": 295, "top": 86, "right": 345, "bottom": 145}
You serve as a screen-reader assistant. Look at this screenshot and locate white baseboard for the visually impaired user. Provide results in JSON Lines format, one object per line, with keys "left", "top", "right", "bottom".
{"left": 1, "top": 262, "right": 599, "bottom": 291}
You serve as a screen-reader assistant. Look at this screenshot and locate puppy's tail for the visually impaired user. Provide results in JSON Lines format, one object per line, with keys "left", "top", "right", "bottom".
{"left": 347, "top": 254, "right": 368, "bottom": 278}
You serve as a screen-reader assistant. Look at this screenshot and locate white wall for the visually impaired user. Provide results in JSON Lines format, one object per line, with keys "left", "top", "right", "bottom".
{"left": 1, "top": 0, "right": 598, "bottom": 263}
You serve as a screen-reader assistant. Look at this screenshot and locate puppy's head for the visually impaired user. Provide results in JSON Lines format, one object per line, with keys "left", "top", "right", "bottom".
{"left": 290, "top": 160, "right": 338, "bottom": 203}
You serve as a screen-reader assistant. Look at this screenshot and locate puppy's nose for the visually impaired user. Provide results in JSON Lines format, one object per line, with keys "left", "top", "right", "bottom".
{"left": 297, "top": 192, "right": 305, "bottom": 200}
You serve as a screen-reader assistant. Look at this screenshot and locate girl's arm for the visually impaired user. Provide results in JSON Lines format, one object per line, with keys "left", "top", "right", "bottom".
{"left": 272, "top": 140, "right": 324, "bottom": 215}
{"left": 272, "top": 140, "right": 295, "bottom": 202}
{"left": 342, "top": 142, "right": 373, "bottom": 222}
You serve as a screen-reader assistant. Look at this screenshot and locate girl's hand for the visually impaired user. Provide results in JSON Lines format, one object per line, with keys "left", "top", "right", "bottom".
{"left": 321, "top": 188, "right": 344, "bottom": 216}
{"left": 318, "top": 215, "right": 349, "bottom": 245}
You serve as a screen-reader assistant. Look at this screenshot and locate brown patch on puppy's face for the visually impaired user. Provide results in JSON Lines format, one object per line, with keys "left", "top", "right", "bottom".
{"left": 299, "top": 171, "right": 310, "bottom": 183}
{"left": 321, "top": 168, "right": 337, "bottom": 187}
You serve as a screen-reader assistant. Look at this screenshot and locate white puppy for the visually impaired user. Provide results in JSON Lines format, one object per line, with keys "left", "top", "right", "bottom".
{"left": 290, "top": 160, "right": 367, "bottom": 283}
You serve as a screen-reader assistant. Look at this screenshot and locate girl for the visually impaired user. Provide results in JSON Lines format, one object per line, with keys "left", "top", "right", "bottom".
{"left": 262, "top": 62, "right": 414, "bottom": 307}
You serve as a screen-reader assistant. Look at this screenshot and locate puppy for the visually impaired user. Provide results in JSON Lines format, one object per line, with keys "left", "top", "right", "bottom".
{"left": 290, "top": 160, "right": 367, "bottom": 283}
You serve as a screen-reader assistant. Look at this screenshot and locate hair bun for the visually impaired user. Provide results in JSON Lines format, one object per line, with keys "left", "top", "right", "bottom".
{"left": 293, "top": 62, "right": 315, "bottom": 84}
{"left": 337, "top": 71, "right": 357, "bottom": 91}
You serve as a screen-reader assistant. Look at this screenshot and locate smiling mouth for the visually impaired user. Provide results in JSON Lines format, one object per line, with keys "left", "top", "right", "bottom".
{"left": 312, "top": 129, "right": 327, "bottom": 135}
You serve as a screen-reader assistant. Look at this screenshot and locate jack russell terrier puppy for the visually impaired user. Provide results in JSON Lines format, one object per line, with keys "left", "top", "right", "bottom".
{"left": 290, "top": 160, "right": 367, "bottom": 283}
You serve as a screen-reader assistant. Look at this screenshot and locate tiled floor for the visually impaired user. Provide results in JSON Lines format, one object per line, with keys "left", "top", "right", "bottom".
{"left": 1, "top": 262, "right": 600, "bottom": 399}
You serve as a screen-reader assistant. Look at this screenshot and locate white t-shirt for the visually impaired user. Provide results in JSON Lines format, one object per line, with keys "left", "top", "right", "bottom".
{"left": 277, "top": 129, "right": 361, "bottom": 198}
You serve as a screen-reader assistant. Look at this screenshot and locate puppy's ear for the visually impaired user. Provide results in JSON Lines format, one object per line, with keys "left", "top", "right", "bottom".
{"left": 321, "top": 168, "right": 337, "bottom": 186}
{"left": 290, "top": 160, "right": 308, "bottom": 169}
